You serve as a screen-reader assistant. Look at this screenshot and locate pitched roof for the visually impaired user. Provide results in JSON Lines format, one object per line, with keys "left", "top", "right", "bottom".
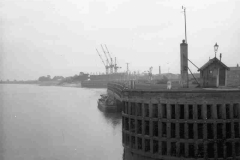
{"left": 198, "top": 57, "right": 229, "bottom": 71}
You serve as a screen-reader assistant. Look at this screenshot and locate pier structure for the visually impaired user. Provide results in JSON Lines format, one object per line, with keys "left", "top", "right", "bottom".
{"left": 107, "top": 82, "right": 240, "bottom": 160}
{"left": 106, "top": 36, "right": 240, "bottom": 160}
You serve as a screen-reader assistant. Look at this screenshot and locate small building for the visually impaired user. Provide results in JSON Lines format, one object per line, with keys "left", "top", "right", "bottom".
{"left": 198, "top": 57, "right": 229, "bottom": 88}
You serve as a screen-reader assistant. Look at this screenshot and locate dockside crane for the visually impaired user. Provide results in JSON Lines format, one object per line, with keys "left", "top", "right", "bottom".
{"left": 96, "top": 48, "right": 109, "bottom": 74}
{"left": 114, "top": 57, "right": 121, "bottom": 73}
{"left": 101, "top": 44, "right": 111, "bottom": 74}
{"left": 104, "top": 44, "right": 114, "bottom": 74}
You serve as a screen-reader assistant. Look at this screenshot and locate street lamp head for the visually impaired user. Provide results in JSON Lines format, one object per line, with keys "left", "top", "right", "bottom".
{"left": 214, "top": 43, "right": 219, "bottom": 53}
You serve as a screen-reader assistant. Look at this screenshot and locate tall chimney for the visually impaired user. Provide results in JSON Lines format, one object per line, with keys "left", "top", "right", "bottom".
{"left": 180, "top": 40, "right": 188, "bottom": 88}
{"left": 159, "top": 66, "right": 161, "bottom": 75}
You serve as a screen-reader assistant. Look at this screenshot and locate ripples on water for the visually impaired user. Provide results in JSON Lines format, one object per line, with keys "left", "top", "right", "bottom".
{"left": 0, "top": 84, "right": 123, "bottom": 160}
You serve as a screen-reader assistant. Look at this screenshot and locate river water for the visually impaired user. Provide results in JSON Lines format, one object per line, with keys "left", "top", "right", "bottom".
{"left": 0, "top": 84, "right": 123, "bottom": 160}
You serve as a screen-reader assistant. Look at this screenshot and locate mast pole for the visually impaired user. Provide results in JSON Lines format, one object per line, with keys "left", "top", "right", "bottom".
{"left": 183, "top": 6, "right": 187, "bottom": 43}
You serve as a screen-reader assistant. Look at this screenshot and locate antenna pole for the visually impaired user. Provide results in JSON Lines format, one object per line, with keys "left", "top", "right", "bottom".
{"left": 183, "top": 6, "right": 187, "bottom": 43}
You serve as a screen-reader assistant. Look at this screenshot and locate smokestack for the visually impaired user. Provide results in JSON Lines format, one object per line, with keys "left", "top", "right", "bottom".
{"left": 180, "top": 39, "right": 188, "bottom": 88}
{"left": 220, "top": 53, "right": 222, "bottom": 61}
{"left": 159, "top": 66, "right": 161, "bottom": 75}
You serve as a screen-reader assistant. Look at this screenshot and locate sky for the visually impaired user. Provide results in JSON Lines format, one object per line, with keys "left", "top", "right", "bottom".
{"left": 0, "top": 0, "right": 240, "bottom": 80}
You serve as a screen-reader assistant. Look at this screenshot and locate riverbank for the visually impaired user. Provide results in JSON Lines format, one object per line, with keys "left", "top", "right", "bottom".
{"left": 1, "top": 81, "right": 82, "bottom": 88}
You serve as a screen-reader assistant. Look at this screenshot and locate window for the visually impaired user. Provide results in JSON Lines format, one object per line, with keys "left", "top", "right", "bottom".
{"left": 162, "top": 141, "right": 167, "bottom": 155}
{"left": 217, "top": 104, "right": 222, "bottom": 119}
{"left": 137, "top": 120, "right": 142, "bottom": 134}
{"left": 152, "top": 104, "right": 158, "bottom": 118}
{"left": 207, "top": 104, "right": 212, "bottom": 119}
{"left": 137, "top": 137, "right": 142, "bottom": 150}
{"left": 153, "top": 121, "right": 158, "bottom": 137}
{"left": 207, "top": 123, "right": 214, "bottom": 139}
{"left": 162, "top": 122, "right": 167, "bottom": 137}
{"left": 198, "top": 124, "right": 203, "bottom": 139}
{"left": 171, "top": 123, "right": 176, "bottom": 138}
{"left": 145, "top": 139, "right": 150, "bottom": 152}
{"left": 188, "top": 105, "right": 193, "bottom": 119}
{"left": 171, "top": 142, "right": 176, "bottom": 156}
{"left": 171, "top": 104, "right": 175, "bottom": 119}
{"left": 145, "top": 120, "right": 149, "bottom": 135}
{"left": 153, "top": 140, "right": 159, "bottom": 154}
{"left": 233, "top": 103, "right": 239, "bottom": 119}
{"left": 235, "top": 142, "right": 240, "bottom": 156}
{"left": 130, "top": 103, "right": 136, "bottom": 115}
{"left": 226, "top": 142, "right": 232, "bottom": 157}
{"left": 217, "top": 123, "right": 223, "bottom": 139}
{"left": 137, "top": 103, "right": 142, "bottom": 116}
{"left": 234, "top": 122, "right": 239, "bottom": 138}
{"left": 226, "top": 104, "right": 231, "bottom": 119}
{"left": 189, "top": 143, "right": 195, "bottom": 158}
{"left": 217, "top": 142, "right": 224, "bottom": 158}
{"left": 125, "top": 118, "right": 129, "bottom": 131}
{"left": 130, "top": 119, "right": 135, "bottom": 133}
{"left": 144, "top": 103, "right": 149, "bottom": 117}
{"left": 180, "top": 123, "right": 185, "bottom": 139}
{"left": 197, "top": 105, "right": 203, "bottom": 119}
{"left": 226, "top": 122, "right": 231, "bottom": 138}
{"left": 131, "top": 136, "right": 135, "bottom": 148}
{"left": 179, "top": 143, "right": 185, "bottom": 157}
{"left": 180, "top": 104, "right": 185, "bottom": 119}
{"left": 162, "top": 104, "right": 167, "bottom": 118}
{"left": 207, "top": 142, "right": 214, "bottom": 158}
{"left": 188, "top": 123, "right": 194, "bottom": 139}
{"left": 198, "top": 143, "right": 204, "bottom": 158}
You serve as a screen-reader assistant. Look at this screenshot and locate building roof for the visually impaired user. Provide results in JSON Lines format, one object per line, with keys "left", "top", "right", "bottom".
{"left": 198, "top": 57, "right": 229, "bottom": 71}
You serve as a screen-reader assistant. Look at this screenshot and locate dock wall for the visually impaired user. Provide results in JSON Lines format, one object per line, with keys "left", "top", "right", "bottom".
{"left": 121, "top": 89, "right": 240, "bottom": 160}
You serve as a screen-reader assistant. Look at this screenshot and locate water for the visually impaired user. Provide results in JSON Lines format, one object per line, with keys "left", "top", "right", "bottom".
{"left": 0, "top": 84, "right": 123, "bottom": 160}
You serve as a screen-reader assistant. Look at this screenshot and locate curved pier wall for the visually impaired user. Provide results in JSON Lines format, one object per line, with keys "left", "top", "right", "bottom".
{"left": 107, "top": 89, "right": 123, "bottom": 112}
{"left": 122, "top": 90, "right": 240, "bottom": 160}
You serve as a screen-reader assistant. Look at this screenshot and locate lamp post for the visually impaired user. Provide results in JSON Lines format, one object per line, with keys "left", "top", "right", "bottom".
{"left": 214, "top": 43, "right": 219, "bottom": 58}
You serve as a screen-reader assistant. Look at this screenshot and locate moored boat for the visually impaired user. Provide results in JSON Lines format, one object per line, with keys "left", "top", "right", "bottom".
{"left": 97, "top": 94, "right": 119, "bottom": 112}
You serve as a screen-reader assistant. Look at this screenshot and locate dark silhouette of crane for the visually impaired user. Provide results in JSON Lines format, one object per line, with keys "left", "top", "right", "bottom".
{"left": 96, "top": 48, "right": 109, "bottom": 74}
{"left": 114, "top": 57, "right": 121, "bottom": 73}
{"left": 101, "top": 45, "right": 111, "bottom": 74}
{"left": 104, "top": 44, "right": 121, "bottom": 74}
{"left": 104, "top": 44, "right": 114, "bottom": 74}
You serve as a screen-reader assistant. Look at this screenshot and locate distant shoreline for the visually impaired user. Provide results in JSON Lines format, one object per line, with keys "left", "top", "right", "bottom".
{"left": 0, "top": 81, "right": 82, "bottom": 88}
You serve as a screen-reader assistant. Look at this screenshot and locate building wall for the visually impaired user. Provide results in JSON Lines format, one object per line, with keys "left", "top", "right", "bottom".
{"left": 226, "top": 67, "right": 240, "bottom": 87}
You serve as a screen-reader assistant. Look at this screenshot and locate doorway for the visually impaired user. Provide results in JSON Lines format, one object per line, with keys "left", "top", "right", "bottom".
{"left": 219, "top": 68, "right": 225, "bottom": 86}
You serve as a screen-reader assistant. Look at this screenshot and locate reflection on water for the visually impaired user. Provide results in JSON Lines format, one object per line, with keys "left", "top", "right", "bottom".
{"left": 100, "top": 111, "right": 122, "bottom": 127}
{"left": 99, "top": 111, "right": 122, "bottom": 136}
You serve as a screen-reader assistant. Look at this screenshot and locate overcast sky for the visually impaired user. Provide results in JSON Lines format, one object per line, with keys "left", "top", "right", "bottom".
{"left": 0, "top": 0, "right": 240, "bottom": 80}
